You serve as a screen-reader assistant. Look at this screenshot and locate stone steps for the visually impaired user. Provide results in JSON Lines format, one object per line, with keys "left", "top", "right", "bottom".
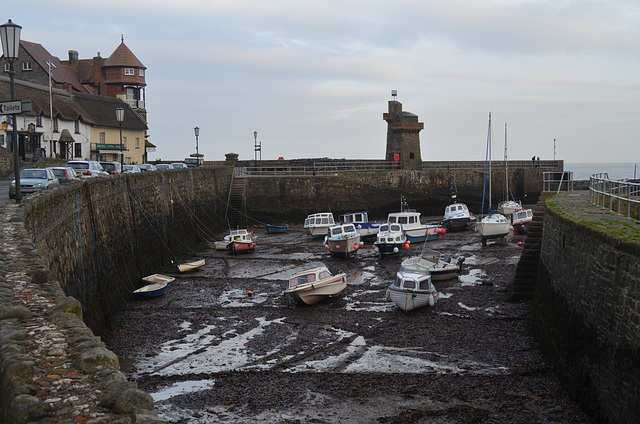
{"left": 509, "top": 192, "right": 554, "bottom": 301}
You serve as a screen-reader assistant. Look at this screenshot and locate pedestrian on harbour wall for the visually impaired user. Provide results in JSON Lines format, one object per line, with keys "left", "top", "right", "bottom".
{"left": 537, "top": 157, "right": 540, "bottom": 167}
{"left": 531, "top": 156, "right": 536, "bottom": 167}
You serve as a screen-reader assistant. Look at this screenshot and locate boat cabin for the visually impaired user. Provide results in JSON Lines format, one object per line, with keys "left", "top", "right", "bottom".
{"left": 394, "top": 271, "right": 432, "bottom": 291}
{"left": 340, "top": 211, "right": 369, "bottom": 224}
{"left": 304, "top": 213, "right": 335, "bottom": 228}
{"left": 512, "top": 209, "right": 533, "bottom": 222}
{"left": 289, "top": 267, "right": 332, "bottom": 288}
{"left": 328, "top": 223, "right": 358, "bottom": 238}
{"left": 388, "top": 211, "right": 422, "bottom": 227}
{"left": 445, "top": 203, "right": 469, "bottom": 217}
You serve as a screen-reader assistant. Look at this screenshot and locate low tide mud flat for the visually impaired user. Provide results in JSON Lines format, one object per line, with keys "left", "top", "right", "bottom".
{"left": 105, "top": 223, "right": 594, "bottom": 424}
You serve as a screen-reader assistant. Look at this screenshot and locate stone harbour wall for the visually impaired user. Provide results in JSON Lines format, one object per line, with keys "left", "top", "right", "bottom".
{"left": 534, "top": 191, "right": 640, "bottom": 424}
{"left": 0, "top": 166, "right": 232, "bottom": 423}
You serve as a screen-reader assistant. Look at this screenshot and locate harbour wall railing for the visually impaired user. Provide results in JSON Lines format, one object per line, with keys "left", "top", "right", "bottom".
{"left": 589, "top": 173, "right": 640, "bottom": 220}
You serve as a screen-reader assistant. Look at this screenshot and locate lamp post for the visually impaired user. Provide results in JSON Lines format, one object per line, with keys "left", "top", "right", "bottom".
{"left": 254, "top": 131, "right": 261, "bottom": 166}
{"left": 194, "top": 126, "right": 200, "bottom": 166}
{"left": 115, "top": 107, "right": 124, "bottom": 167}
{"left": 0, "top": 19, "right": 22, "bottom": 202}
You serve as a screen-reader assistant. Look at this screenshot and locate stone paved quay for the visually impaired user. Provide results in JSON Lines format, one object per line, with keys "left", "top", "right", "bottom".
{"left": 0, "top": 202, "right": 165, "bottom": 424}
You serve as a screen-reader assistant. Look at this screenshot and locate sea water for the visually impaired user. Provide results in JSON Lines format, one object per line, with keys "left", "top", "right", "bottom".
{"left": 565, "top": 163, "right": 639, "bottom": 181}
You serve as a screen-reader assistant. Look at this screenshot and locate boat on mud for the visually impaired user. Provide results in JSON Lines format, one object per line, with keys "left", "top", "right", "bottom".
{"left": 285, "top": 262, "right": 347, "bottom": 305}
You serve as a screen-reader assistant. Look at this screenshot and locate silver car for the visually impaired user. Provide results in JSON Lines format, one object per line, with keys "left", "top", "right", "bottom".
{"left": 66, "top": 160, "right": 109, "bottom": 178}
{"left": 123, "top": 165, "right": 142, "bottom": 173}
{"left": 9, "top": 168, "right": 60, "bottom": 199}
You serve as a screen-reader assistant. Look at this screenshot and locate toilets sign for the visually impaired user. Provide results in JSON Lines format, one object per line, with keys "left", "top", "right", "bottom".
{"left": 0, "top": 100, "right": 31, "bottom": 114}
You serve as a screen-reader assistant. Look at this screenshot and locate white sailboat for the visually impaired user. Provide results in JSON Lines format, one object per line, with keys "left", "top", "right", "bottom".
{"left": 476, "top": 113, "right": 512, "bottom": 246}
{"left": 498, "top": 123, "right": 522, "bottom": 216}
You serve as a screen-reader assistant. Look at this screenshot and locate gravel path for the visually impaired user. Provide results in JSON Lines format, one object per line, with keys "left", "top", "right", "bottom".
{"left": 105, "top": 224, "right": 595, "bottom": 424}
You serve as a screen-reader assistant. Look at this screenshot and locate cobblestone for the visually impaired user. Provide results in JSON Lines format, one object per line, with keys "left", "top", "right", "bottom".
{"left": 0, "top": 202, "right": 166, "bottom": 424}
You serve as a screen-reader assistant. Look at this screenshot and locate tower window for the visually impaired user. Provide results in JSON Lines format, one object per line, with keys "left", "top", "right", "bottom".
{"left": 139, "top": 69, "right": 144, "bottom": 77}
{"left": 124, "top": 68, "right": 134, "bottom": 76}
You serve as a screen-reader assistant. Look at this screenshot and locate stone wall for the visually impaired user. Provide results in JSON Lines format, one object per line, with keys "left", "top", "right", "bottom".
{"left": 534, "top": 192, "right": 640, "bottom": 424}
{"left": 0, "top": 146, "right": 16, "bottom": 178}
{"left": 0, "top": 166, "right": 232, "bottom": 423}
{"left": 244, "top": 167, "right": 545, "bottom": 224}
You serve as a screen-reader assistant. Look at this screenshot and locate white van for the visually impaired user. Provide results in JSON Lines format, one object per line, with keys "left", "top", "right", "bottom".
{"left": 184, "top": 157, "right": 203, "bottom": 167}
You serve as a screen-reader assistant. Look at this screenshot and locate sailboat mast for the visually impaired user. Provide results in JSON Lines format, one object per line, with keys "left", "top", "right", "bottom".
{"left": 504, "top": 123, "right": 508, "bottom": 201}
{"left": 488, "top": 113, "right": 492, "bottom": 212}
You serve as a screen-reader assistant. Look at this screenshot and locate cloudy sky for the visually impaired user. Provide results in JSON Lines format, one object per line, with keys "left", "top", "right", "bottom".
{"left": 4, "top": 0, "right": 640, "bottom": 164}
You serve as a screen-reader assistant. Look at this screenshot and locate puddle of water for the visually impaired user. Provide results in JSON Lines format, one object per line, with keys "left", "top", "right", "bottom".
{"left": 458, "top": 302, "right": 477, "bottom": 311}
{"left": 459, "top": 268, "right": 486, "bottom": 286}
{"left": 150, "top": 379, "right": 216, "bottom": 402}
{"left": 219, "top": 288, "right": 270, "bottom": 307}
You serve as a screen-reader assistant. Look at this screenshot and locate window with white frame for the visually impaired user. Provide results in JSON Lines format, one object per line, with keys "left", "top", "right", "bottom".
{"left": 100, "top": 132, "right": 105, "bottom": 143}
{"left": 138, "top": 69, "right": 144, "bottom": 77}
{"left": 53, "top": 118, "right": 59, "bottom": 133}
{"left": 74, "top": 120, "right": 80, "bottom": 134}
{"left": 124, "top": 68, "right": 134, "bottom": 76}
{"left": 22, "top": 61, "right": 32, "bottom": 71}
{"left": 36, "top": 115, "right": 42, "bottom": 127}
{"left": 135, "top": 137, "right": 140, "bottom": 149}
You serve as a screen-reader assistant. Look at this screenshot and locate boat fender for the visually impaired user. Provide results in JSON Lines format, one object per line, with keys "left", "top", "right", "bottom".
{"left": 403, "top": 243, "right": 410, "bottom": 250}
{"left": 429, "top": 294, "right": 435, "bottom": 306}
{"left": 336, "top": 244, "right": 341, "bottom": 249}
{"left": 353, "top": 244, "right": 359, "bottom": 250}
{"left": 327, "top": 245, "right": 331, "bottom": 251}
{"left": 393, "top": 247, "right": 399, "bottom": 253}
{"left": 359, "top": 241, "right": 364, "bottom": 246}
{"left": 385, "top": 288, "right": 391, "bottom": 300}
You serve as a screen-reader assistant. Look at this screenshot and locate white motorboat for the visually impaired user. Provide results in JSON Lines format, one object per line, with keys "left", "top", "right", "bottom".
{"left": 285, "top": 263, "right": 347, "bottom": 305}
{"left": 512, "top": 208, "right": 533, "bottom": 234}
{"left": 401, "top": 247, "right": 465, "bottom": 281}
{"left": 498, "top": 199, "right": 522, "bottom": 216}
{"left": 339, "top": 211, "right": 384, "bottom": 238}
{"left": 324, "top": 223, "right": 362, "bottom": 258}
{"left": 386, "top": 270, "right": 438, "bottom": 312}
{"left": 443, "top": 202, "right": 476, "bottom": 232}
{"left": 304, "top": 212, "right": 335, "bottom": 239}
{"left": 373, "top": 222, "right": 409, "bottom": 255}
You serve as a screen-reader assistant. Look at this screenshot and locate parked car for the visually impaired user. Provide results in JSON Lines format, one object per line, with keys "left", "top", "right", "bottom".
{"left": 155, "top": 164, "right": 174, "bottom": 171}
{"left": 48, "top": 166, "right": 81, "bottom": 184}
{"left": 170, "top": 162, "right": 188, "bottom": 169}
{"left": 100, "top": 161, "right": 122, "bottom": 175}
{"left": 9, "top": 168, "right": 60, "bottom": 199}
{"left": 184, "top": 157, "right": 204, "bottom": 168}
{"left": 122, "top": 164, "right": 142, "bottom": 173}
{"left": 66, "top": 160, "right": 109, "bottom": 178}
{"left": 137, "top": 164, "right": 157, "bottom": 172}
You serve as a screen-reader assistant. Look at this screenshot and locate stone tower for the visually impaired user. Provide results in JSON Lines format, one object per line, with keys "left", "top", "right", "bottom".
{"left": 383, "top": 95, "right": 424, "bottom": 169}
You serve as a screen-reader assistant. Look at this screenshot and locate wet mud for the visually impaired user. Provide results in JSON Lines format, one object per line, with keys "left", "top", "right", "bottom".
{"left": 105, "top": 223, "right": 594, "bottom": 424}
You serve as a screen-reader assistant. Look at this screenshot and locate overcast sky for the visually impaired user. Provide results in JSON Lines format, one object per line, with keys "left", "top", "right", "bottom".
{"left": 4, "top": 1, "right": 640, "bottom": 164}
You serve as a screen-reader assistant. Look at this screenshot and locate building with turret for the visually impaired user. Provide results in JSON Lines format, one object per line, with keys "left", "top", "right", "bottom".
{"left": 383, "top": 93, "right": 424, "bottom": 169}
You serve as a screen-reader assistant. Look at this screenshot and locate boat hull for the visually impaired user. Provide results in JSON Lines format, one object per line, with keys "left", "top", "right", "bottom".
{"left": 401, "top": 257, "right": 461, "bottom": 281}
{"left": 326, "top": 234, "right": 361, "bottom": 258}
{"left": 178, "top": 259, "right": 206, "bottom": 273}
{"left": 266, "top": 224, "right": 288, "bottom": 234}
{"left": 375, "top": 243, "right": 406, "bottom": 255}
{"left": 229, "top": 240, "right": 256, "bottom": 253}
{"left": 386, "top": 286, "right": 438, "bottom": 312}
{"left": 133, "top": 282, "right": 169, "bottom": 300}
{"left": 443, "top": 217, "right": 475, "bottom": 232}
{"left": 286, "top": 274, "right": 347, "bottom": 305}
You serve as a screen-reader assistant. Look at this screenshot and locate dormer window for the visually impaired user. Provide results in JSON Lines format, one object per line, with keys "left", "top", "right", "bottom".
{"left": 138, "top": 69, "right": 144, "bottom": 77}
{"left": 22, "top": 61, "right": 32, "bottom": 71}
{"left": 124, "top": 68, "right": 134, "bottom": 76}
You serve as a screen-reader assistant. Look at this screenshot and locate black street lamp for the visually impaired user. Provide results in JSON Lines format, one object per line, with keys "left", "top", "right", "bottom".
{"left": 194, "top": 127, "right": 199, "bottom": 166}
{"left": 0, "top": 19, "right": 22, "bottom": 202}
{"left": 116, "top": 107, "right": 124, "bottom": 168}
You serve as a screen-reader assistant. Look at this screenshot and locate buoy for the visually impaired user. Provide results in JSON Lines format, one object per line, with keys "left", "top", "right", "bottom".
{"left": 326, "top": 245, "right": 331, "bottom": 251}
{"left": 403, "top": 243, "right": 410, "bottom": 250}
{"left": 406, "top": 240, "right": 410, "bottom": 245}
{"left": 393, "top": 247, "right": 399, "bottom": 253}
{"left": 439, "top": 228, "right": 446, "bottom": 236}
{"left": 247, "top": 290, "right": 253, "bottom": 297}
{"left": 353, "top": 244, "right": 359, "bottom": 250}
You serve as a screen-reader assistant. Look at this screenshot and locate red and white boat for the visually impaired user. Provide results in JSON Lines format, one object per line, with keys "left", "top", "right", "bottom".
{"left": 227, "top": 229, "right": 257, "bottom": 253}
{"left": 511, "top": 208, "right": 533, "bottom": 234}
